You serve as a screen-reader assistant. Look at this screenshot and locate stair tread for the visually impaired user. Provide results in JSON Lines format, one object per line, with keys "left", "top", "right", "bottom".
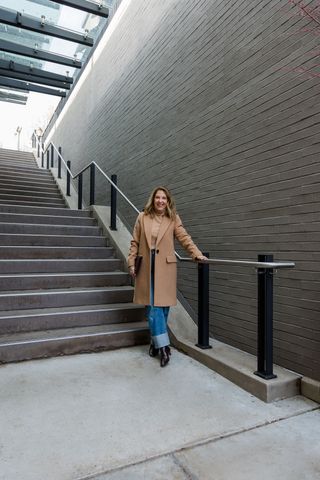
{"left": 0, "top": 203, "right": 91, "bottom": 216}
{"left": 0, "top": 271, "right": 125, "bottom": 279}
{"left": 0, "top": 285, "right": 133, "bottom": 296}
{"left": 0, "top": 211, "right": 92, "bottom": 219}
{"left": 0, "top": 321, "right": 148, "bottom": 346}
{"left": 0, "top": 233, "right": 103, "bottom": 239}
{"left": 0, "top": 258, "right": 117, "bottom": 263}
{"left": 0, "top": 302, "right": 143, "bottom": 319}
{"left": 0, "top": 221, "right": 99, "bottom": 229}
{"left": 0, "top": 245, "right": 112, "bottom": 250}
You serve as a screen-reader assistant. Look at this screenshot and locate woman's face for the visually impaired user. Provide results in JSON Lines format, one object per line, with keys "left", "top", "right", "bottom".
{"left": 153, "top": 189, "right": 168, "bottom": 214}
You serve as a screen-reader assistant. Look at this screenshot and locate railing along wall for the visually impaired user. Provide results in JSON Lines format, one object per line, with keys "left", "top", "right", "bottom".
{"left": 32, "top": 132, "right": 295, "bottom": 380}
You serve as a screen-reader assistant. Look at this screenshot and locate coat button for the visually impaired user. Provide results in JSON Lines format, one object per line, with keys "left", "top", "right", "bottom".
{"left": 156, "top": 249, "right": 159, "bottom": 254}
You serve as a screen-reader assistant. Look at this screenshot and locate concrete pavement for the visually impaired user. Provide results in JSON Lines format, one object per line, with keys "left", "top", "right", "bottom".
{"left": 0, "top": 346, "right": 318, "bottom": 480}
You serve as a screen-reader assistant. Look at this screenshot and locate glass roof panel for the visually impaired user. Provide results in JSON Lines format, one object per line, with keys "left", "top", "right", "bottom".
{"left": 0, "top": 0, "right": 117, "bottom": 105}
{"left": 0, "top": 0, "right": 112, "bottom": 102}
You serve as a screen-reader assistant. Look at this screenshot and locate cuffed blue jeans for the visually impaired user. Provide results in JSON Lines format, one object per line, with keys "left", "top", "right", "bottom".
{"left": 146, "top": 249, "right": 170, "bottom": 349}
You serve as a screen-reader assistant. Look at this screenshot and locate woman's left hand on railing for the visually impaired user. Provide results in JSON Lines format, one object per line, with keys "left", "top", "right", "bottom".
{"left": 196, "top": 255, "right": 209, "bottom": 262}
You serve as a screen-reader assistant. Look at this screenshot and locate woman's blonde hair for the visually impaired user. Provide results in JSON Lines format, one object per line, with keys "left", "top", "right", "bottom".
{"left": 144, "top": 186, "right": 176, "bottom": 220}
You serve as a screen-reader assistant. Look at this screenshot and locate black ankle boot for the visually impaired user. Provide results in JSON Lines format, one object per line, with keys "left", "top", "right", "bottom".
{"left": 149, "top": 343, "right": 159, "bottom": 357}
{"left": 160, "top": 346, "right": 171, "bottom": 367}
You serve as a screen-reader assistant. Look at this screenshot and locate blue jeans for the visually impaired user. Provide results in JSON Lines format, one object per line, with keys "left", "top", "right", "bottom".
{"left": 146, "top": 250, "right": 170, "bottom": 349}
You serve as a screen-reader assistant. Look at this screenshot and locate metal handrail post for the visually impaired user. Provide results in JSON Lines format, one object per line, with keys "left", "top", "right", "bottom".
{"left": 50, "top": 144, "right": 54, "bottom": 168}
{"left": 196, "top": 252, "right": 212, "bottom": 349}
{"left": 78, "top": 173, "right": 83, "bottom": 210}
{"left": 58, "top": 146, "right": 62, "bottom": 179}
{"left": 110, "top": 174, "right": 117, "bottom": 230}
{"left": 90, "top": 163, "right": 95, "bottom": 205}
{"left": 255, "top": 254, "right": 277, "bottom": 379}
{"left": 41, "top": 142, "right": 44, "bottom": 168}
{"left": 66, "top": 160, "right": 71, "bottom": 196}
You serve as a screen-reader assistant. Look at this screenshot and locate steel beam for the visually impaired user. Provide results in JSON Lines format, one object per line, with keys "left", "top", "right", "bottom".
{"left": 0, "top": 77, "right": 66, "bottom": 96}
{"left": 0, "top": 89, "right": 27, "bottom": 98}
{"left": 0, "top": 97, "right": 27, "bottom": 105}
{"left": 0, "top": 39, "right": 82, "bottom": 68}
{"left": 0, "top": 7, "right": 94, "bottom": 46}
{"left": 0, "top": 71, "right": 71, "bottom": 89}
{"left": 52, "top": 0, "right": 109, "bottom": 17}
{"left": 0, "top": 59, "right": 73, "bottom": 84}
{"left": 0, "top": 90, "right": 27, "bottom": 102}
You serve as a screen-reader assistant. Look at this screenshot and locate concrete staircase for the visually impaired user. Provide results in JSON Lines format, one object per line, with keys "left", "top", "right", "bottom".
{"left": 0, "top": 148, "right": 148, "bottom": 363}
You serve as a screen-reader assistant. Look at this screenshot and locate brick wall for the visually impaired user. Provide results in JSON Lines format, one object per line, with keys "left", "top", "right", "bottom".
{"left": 46, "top": 0, "right": 320, "bottom": 380}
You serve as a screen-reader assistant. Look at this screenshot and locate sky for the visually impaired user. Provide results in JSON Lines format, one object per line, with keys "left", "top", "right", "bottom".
{"left": 0, "top": 93, "right": 59, "bottom": 151}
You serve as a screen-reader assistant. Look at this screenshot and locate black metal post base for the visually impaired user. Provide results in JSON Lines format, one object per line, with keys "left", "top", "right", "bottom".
{"left": 196, "top": 343, "right": 212, "bottom": 350}
{"left": 254, "top": 371, "right": 277, "bottom": 380}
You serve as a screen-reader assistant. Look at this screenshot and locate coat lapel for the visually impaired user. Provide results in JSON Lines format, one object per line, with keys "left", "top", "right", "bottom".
{"left": 143, "top": 214, "right": 172, "bottom": 249}
{"left": 156, "top": 216, "right": 171, "bottom": 246}
{"left": 143, "top": 214, "right": 153, "bottom": 250}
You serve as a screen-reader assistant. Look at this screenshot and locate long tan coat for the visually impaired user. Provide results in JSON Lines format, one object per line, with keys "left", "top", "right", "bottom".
{"left": 128, "top": 212, "right": 202, "bottom": 306}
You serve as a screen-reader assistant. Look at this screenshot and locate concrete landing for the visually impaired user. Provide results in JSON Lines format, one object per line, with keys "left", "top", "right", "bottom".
{"left": 0, "top": 346, "right": 318, "bottom": 480}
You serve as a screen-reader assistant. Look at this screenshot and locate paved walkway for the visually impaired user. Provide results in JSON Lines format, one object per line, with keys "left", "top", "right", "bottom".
{"left": 0, "top": 346, "right": 319, "bottom": 480}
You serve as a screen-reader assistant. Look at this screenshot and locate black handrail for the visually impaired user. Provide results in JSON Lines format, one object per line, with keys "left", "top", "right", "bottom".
{"left": 32, "top": 132, "right": 295, "bottom": 380}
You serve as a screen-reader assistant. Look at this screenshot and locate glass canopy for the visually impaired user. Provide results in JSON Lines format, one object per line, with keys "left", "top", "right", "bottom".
{"left": 0, "top": 0, "right": 114, "bottom": 104}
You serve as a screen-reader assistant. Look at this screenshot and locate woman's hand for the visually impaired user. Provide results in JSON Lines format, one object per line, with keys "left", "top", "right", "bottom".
{"left": 129, "top": 266, "right": 136, "bottom": 278}
{"left": 196, "top": 255, "right": 208, "bottom": 262}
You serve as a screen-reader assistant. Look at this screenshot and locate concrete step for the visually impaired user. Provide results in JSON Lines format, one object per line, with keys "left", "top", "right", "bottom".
{"left": 0, "top": 173, "right": 57, "bottom": 187}
{"left": 0, "top": 148, "right": 35, "bottom": 158}
{"left": 0, "top": 271, "right": 129, "bottom": 291}
{"left": 0, "top": 182, "right": 60, "bottom": 193}
{"left": 0, "top": 204, "right": 91, "bottom": 217}
{"left": 0, "top": 187, "right": 63, "bottom": 199}
{"left": 0, "top": 286, "right": 134, "bottom": 311}
{"left": 0, "top": 193, "right": 66, "bottom": 205}
{"left": 0, "top": 212, "right": 96, "bottom": 226}
{"left": 0, "top": 245, "right": 115, "bottom": 259}
{"left": 0, "top": 222, "right": 100, "bottom": 236}
{"left": 0, "top": 321, "right": 149, "bottom": 363}
{"left": 0, "top": 303, "right": 145, "bottom": 333}
{"left": 0, "top": 233, "right": 107, "bottom": 247}
{"left": 0, "top": 198, "right": 66, "bottom": 208}
{"left": 0, "top": 258, "right": 122, "bottom": 274}
{"left": 0, "top": 161, "right": 52, "bottom": 174}
{"left": 0, "top": 164, "right": 52, "bottom": 176}
{"left": 0, "top": 160, "right": 39, "bottom": 169}
{"left": 0, "top": 153, "right": 37, "bottom": 162}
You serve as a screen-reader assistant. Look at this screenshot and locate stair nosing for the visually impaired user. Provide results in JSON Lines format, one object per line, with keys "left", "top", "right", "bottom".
{"left": 0, "top": 303, "right": 143, "bottom": 319}
{"left": 0, "top": 323, "right": 148, "bottom": 347}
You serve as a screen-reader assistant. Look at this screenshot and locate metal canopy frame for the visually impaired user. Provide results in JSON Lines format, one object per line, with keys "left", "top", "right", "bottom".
{"left": 0, "top": 7, "right": 94, "bottom": 46}
{"left": 0, "top": 59, "right": 73, "bottom": 84}
{"left": 0, "top": 77, "right": 67, "bottom": 97}
{"left": 0, "top": 39, "right": 82, "bottom": 69}
{"left": 0, "top": 1, "right": 111, "bottom": 103}
{"left": 0, "top": 89, "right": 28, "bottom": 104}
{"left": 0, "top": 72, "right": 71, "bottom": 89}
{"left": 52, "top": 0, "right": 109, "bottom": 18}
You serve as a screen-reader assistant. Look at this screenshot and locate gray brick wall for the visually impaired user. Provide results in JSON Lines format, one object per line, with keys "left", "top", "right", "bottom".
{"left": 46, "top": 0, "right": 320, "bottom": 381}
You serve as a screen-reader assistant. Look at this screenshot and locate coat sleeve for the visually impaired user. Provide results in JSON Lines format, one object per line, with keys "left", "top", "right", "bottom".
{"left": 174, "top": 214, "right": 202, "bottom": 260}
{"left": 127, "top": 213, "right": 142, "bottom": 268}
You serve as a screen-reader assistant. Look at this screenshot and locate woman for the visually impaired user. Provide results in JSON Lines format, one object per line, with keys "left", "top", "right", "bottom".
{"left": 128, "top": 186, "right": 207, "bottom": 367}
